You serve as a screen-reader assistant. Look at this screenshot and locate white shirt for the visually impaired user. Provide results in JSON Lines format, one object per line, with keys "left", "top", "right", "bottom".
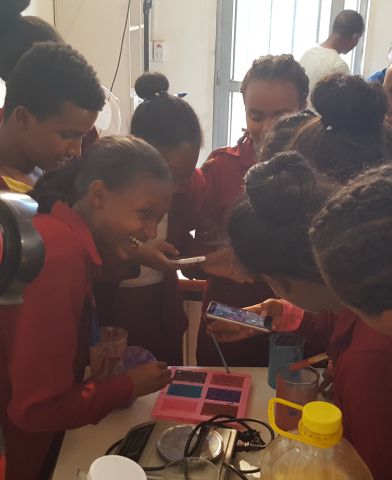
{"left": 120, "top": 213, "right": 169, "bottom": 288}
{"left": 300, "top": 45, "right": 349, "bottom": 109}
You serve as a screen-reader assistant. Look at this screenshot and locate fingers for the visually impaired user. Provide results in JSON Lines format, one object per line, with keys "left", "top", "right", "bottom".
{"left": 157, "top": 242, "right": 179, "bottom": 256}
{"left": 207, "top": 320, "right": 240, "bottom": 332}
{"left": 157, "top": 361, "right": 169, "bottom": 369}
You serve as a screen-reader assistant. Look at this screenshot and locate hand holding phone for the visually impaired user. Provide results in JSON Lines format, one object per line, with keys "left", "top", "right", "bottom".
{"left": 206, "top": 301, "right": 273, "bottom": 334}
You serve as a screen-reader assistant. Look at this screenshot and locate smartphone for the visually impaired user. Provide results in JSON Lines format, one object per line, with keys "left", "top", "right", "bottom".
{"left": 206, "top": 301, "right": 273, "bottom": 333}
{"left": 169, "top": 255, "right": 206, "bottom": 265}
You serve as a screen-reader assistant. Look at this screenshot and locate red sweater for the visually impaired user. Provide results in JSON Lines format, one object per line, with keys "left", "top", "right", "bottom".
{"left": 0, "top": 201, "right": 134, "bottom": 480}
{"left": 279, "top": 302, "right": 392, "bottom": 479}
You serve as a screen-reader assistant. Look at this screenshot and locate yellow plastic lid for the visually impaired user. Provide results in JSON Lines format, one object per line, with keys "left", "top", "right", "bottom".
{"left": 302, "top": 401, "right": 342, "bottom": 435}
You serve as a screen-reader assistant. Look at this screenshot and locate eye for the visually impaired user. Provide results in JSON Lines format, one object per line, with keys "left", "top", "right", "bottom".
{"left": 249, "top": 113, "right": 264, "bottom": 122}
{"left": 139, "top": 209, "right": 152, "bottom": 219}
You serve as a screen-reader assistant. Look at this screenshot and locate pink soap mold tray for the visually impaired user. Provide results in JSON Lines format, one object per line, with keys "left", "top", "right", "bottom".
{"left": 152, "top": 367, "right": 252, "bottom": 424}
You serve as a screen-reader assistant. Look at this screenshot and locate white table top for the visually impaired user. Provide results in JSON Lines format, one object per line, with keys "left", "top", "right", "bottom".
{"left": 53, "top": 367, "right": 277, "bottom": 480}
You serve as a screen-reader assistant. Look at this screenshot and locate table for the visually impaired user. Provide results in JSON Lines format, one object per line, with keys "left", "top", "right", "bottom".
{"left": 53, "top": 367, "right": 277, "bottom": 480}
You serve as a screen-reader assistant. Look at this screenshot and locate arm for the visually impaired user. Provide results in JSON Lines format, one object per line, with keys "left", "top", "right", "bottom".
{"left": 335, "top": 351, "right": 392, "bottom": 480}
{"left": 4, "top": 244, "right": 133, "bottom": 433}
{"left": 331, "top": 62, "right": 350, "bottom": 74}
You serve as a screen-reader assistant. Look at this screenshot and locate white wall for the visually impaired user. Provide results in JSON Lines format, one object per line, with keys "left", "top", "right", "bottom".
{"left": 150, "top": 0, "right": 217, "bottom": 164}
{"left": 24, "top": 0, "right": 54, "bottom": 24}
{"left": 54, "top": 0, "right": 132, "bottom": 135}
{"left": 363, "top": 0, "right": 392, "bottom": 78}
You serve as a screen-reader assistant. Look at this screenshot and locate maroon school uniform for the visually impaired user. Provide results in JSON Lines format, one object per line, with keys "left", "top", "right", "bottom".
{"left": 327, "top": 308, "right": 392, "bottom": 480}
{"left": 95, "top": 169, "right": 206, "bottom": 366}
{"left": 194, "top": 139, "right": 275, "bottom": 367}
{"left": 0, "top": 202, "right": 133, "bottom": 480}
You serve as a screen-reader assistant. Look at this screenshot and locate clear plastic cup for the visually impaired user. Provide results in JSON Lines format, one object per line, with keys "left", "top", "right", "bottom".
{"left": 275, "top": 365, "right": 320, "bottom": 431}
{"left": 268, "top": 332, "right": 305, "bottom": 389}
{"left": 90, "top": 326, "right": 128, "bottom": 376}
{"left": 163, "top": 458, "right": 219, "bottom": 480}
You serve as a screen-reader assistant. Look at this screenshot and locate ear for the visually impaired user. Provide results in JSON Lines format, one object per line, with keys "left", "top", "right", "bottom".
{"left": 351, "top": 33, "right": 362, "bottom": 46}
{"left": 13, "top": 106, "right": 35, "bottom": 131}
{"left": 87, "top": 180, "right": 108, "bottom": 208}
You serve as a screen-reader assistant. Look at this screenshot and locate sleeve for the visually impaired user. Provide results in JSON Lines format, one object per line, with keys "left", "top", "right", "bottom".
{"left": 331, "top": 61, "right": 350, "bottom": 74}
{"left": 4, "top": 241, "right": 133, "bottom": 433}
{"left": 335, "top": 351, "right": 392, "bottom": 480}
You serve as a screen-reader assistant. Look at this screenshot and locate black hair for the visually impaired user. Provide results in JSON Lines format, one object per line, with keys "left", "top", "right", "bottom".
{"left": 0, "top": 16, "right": 63, "bottom": 81}
{"left": 256, "top": 110, "right": 316, "bottom": 163}
{"left": 332, "top": 10, "right": 364, "bottom": 37}
{"left": 3, "top": 42, "right": 105, "bottom": 120}
{"left": 311, "top": 164, "right": 392, "bottom": 316}
{"left": 131, "top": 72, "right": 202, "bottom": 150}
{"left": 30, "top": 136, "right": 172, "bottom": 214}
{"left": 228, "top": 151, "right": 334, "bottom": 284}
{"left": 289, "top": 73, "right": 392, "bottom": 182}
{"left": 238, "top": 54, "right": 309, "bottom": 145}
{"left": 0, "top": 0, "right": 31, "bottom": 42}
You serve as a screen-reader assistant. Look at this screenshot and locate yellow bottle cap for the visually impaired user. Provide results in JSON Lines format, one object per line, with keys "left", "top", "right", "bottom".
{"left": 302, "top": 401, "right": 342, "bottom": 435}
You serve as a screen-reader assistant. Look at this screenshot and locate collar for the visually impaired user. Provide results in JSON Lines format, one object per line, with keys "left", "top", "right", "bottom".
{"left": 50, "top": 201, "right": 102, "bottom": 267}
{"left": 224, "top": 137, "right": 256, "bottom": 168}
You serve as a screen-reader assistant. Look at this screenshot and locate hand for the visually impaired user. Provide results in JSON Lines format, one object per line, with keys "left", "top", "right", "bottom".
{"left": 206, "top": 299, "right": 283, "bottom": 343}
{"left": 132, "top": 241, "right": 181, "bottom": 272}
{"left": 127, "top": 361, "right": 173, "bottom": 398}
{"left": 199, "top": 249, "right": 254, "bottom": 284}
{"left": 85, "top": 354, "right": 121, "bottom": 382}
{"left": 200, "top": 146, "right": 229, "bottom": 173}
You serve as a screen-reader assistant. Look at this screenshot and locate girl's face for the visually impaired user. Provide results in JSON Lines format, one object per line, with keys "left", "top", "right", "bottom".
{"left": 82, "top": 176, "right": 173, "bottom": 260}
{"left": 262, "top": 274, "right": 342, "bottom": 314}
{"left": 156, "top": 142, "right": 199, "bottom": 193}
{"left": 243, "top": 79, "right": 304, "bottom": 146}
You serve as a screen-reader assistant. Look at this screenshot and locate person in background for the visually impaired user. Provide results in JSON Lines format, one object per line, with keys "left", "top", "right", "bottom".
{"left": 299, "top": 10, "right": 364, "bottom": 108}
{"left": 367, "top": 41, "right": 392, "bottom": 84}
{"left": 0, "top": 7, "right": 99, "bottom": 149}
{"left": 94, "top": 72, "right": 205, "bottom": 366}
{"left": 0, "top": 41, "right": 105, "bottom": 193}
{"left": 225, "top": 152, "right": 392, "bottom": 480}
{"left": 194, "top": 54, "right": 309, "bottom": 367}
{"left": 0, "top": 136, "right": 174, "bottom": 480}
{"left": 383, "top": 64, "right": 392, "bottom": 125}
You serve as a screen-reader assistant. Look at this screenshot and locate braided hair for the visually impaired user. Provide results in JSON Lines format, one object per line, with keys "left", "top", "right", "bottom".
{"left": 238, "top": 54, "right": 309, "bottom": 146}
{"left": 310, "top": 164, "right": 392, "bottom": 316}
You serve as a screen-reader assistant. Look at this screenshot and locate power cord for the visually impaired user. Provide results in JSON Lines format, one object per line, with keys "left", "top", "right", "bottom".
{"left": 110, "top": 0, "right": 132, "bottom": 92}
{"left": 105, "top": 415, "right": 274, "bottom": 478}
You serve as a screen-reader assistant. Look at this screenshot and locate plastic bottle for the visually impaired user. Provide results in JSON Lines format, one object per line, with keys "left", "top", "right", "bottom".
{"left": 260, "top": 399, "right": 373, "bottom": 480}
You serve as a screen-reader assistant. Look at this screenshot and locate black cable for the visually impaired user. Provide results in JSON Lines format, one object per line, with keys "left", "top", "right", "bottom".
{"left": 110, "top": 0, "right": 132, "bottom": 92}
{"left": 222, "top": 463, "right": 249, "bottom": 480}
{"left": 237, "top": 467, "right": 261, "bottom": 474}
{"left": 105, "top": 438, "right": 123, "bottom": 456}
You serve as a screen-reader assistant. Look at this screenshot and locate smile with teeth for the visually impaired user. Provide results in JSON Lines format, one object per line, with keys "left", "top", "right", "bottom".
{"left": 129, "top": 235, "right": 144, "bottom": 248}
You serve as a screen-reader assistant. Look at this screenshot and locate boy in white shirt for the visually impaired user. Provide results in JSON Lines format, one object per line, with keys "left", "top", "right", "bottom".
{"left": 300, "top": 10, "right": 364, "bottom": 108}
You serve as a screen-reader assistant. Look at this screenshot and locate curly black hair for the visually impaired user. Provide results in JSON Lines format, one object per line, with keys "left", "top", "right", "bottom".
{"left": 4, "top": 42, "right": 105, "bottom": 120}
{"left": 289, "top": 73, "right": 392, "bottom": 183}
{"left": 229, "top": 151, "right": 335, "bottom": 284}
{"left": 310, "top": 163, "right": 392, "bottom": 316}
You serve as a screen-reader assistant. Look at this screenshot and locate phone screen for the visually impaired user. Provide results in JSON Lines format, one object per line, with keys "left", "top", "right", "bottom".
{"left": 207, "top": 302, "right": 272, "bottom": 329}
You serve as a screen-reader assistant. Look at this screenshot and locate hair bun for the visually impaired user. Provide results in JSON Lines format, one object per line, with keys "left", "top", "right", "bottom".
{"left": 0, "top": 0, "right": 31, "bottom": 39}
{"left": 245, "top": 151, "right": 319, "bottom": 223}
{"left": 312, "top": 73, "right": 388, "bottom": 134}
{"left": 135, "top": 72, "right": 169, "bottom": 101}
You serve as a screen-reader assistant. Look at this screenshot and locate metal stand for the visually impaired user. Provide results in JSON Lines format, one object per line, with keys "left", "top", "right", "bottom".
{"left": 143, "top": 0, "right": 152, "bottom": 72}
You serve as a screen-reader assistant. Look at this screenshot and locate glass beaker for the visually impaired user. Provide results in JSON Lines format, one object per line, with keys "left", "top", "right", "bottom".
{"left": 275, "top": 364, "right": 320, "bottom": 431}
{"left": 268, "top": 332, "right": 305, "bottom": 389}
{"left": 90, "top": 326, "right": 128, "bottom": 376}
